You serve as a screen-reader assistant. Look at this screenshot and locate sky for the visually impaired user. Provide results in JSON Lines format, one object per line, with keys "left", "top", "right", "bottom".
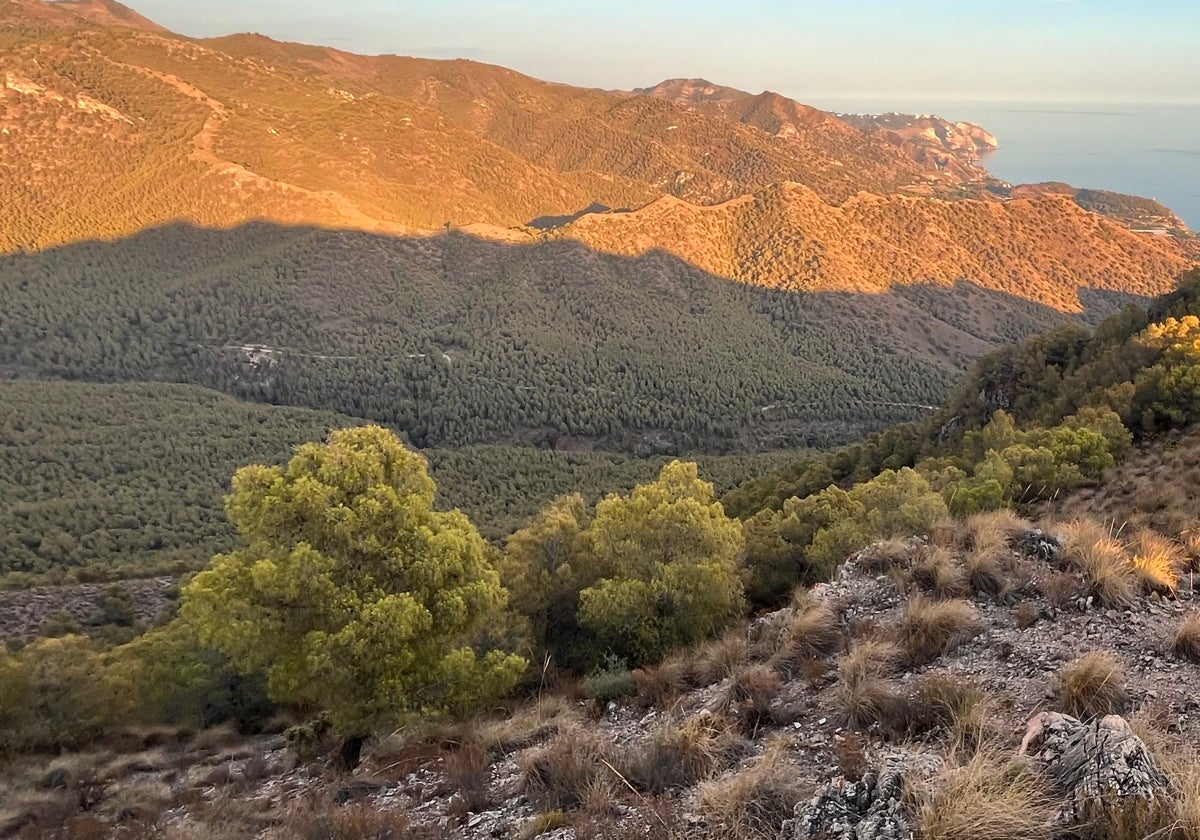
{"left": 126, "top": 0, "right": 1200, "bottom": 106}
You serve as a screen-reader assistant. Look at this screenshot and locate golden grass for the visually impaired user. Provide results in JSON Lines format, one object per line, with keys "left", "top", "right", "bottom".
{"left": 895, "top": 596, "right": 981, "bottom": 666}
{"left": 698, "top": 739, "right": 808, "bottom": 840}
{"left": 1059, "top": 520, "right": 1138, "bottom": 607}
{"left": 1055, "top": 651, "right": 1129, "bottom": 720}
{"left": 1130, "top": 529, "right": 1185, "bottom": 595}
{"left": 915, "top": 749, "right": 1058, "bottom": 840}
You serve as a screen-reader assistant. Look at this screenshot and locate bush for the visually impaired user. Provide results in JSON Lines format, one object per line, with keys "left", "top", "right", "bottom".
{"left": 895, "top": 597, "right": 981, "bottom": 666}
{"left": 1055, "top": 651, "right": 1129, "bottom": 719}
{"left": 583, "top": 657, "right": 636, "bottom": 705}
{"left": 578, "top": 461, "right": 746, "bottom": 666}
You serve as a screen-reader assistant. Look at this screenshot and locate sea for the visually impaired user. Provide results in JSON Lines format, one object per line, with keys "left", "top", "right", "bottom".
{"left": 815, "top": 99, "right": 1200, "bottom": 230}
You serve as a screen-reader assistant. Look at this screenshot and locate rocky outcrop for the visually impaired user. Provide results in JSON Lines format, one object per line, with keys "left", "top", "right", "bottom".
{"left": 1020, "top": 712, "right": 1172, "bottom": 827}
{"left": 782, "top": 754, "right": 942, "bottom": 840}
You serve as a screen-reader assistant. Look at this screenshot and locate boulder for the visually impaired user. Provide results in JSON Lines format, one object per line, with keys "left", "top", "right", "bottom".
{"left": 1020, "top": 712, "right": 1171, "bottom": 827}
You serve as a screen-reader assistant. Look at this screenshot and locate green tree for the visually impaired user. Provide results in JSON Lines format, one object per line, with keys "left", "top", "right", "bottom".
{"left": 577, "top": 461, "right": 745, "bottom": 665}
{"left": 501, "top": 493, "right": 596, "bottom": 670}
{"left": 180, "top": 426, "right": 526, "bottom": 766}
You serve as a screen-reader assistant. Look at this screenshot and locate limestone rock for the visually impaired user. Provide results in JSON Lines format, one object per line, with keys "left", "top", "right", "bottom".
{"left": 1020, "top": 712, "right": 1171, "bottom": 827}
{"left": 782, "top": 754, "right": 941, "bottom": 840}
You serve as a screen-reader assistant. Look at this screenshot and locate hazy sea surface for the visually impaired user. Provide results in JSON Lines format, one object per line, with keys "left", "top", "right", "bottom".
{"left": 817, "top": 99, "right": 1200, "bottom": 230}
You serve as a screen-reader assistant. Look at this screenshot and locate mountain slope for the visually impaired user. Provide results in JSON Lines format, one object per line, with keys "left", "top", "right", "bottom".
{"left": 560, "top": 183, "right": 1192, "bottom": 310}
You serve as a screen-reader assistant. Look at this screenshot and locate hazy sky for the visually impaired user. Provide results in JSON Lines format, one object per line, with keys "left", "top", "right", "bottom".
{"left": 128, "top": 1, "right": 1200, "bottom": 105}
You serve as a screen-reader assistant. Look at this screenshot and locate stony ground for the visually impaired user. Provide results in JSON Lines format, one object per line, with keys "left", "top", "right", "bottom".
{"left": 5, "top": 519, "right": 1200, "bottom": 839}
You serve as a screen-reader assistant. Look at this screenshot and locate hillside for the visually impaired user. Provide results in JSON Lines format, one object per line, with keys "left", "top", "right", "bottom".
{"left": 0, "top": 223, "right": 1160, "bottom": 460}
{"left": 0, "top": 1, "right": 961, "bottom": 253}
{"left": 642, "top": 80, "right": 996, "bottom": 183}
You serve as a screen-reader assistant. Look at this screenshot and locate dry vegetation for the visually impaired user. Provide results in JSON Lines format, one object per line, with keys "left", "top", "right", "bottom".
{"left": 1055, "top": 651, "right": 1130, "bottom": 720}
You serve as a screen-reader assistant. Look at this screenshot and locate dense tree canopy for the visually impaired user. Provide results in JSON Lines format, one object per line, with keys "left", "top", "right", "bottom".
{"left": 180, "top": 426, "right": 526, "bottom": 736}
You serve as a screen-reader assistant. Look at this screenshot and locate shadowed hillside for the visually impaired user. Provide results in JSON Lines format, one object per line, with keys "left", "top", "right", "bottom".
{"left": 0, "top": 222, "right": 1159, "bottom": 456}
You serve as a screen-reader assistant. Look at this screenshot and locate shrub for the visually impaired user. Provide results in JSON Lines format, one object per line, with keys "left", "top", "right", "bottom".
{"left": 895, "top": 597, "right": 981, "bottom": 666}
{"left": 578, "top": 461, "right": 746, "bottom": 667}
{"left": 583, "top": 656, "right": 635, "bottom": 705}
{"left": 621, "top": 712, "right": 744, "bottom": 793}
{"left": 698, "top": 740, "right": 807, "bottom": 840}
{"left": 915, "top": 749, "right": 1057, "bottom": 840}
{"left": 1172, "top": 613, "right": 1200, "bottom": 662}
{"left": 1055, "top": 651, "right": 1129, "bottom": 719}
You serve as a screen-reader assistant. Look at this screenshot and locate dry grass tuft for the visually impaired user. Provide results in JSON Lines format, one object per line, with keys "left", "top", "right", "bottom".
{"left": 929, "top": 518, "right": 970, "bottom": 551}
{"left": 1011, "top": 602, "right": 1040, "bottom": 630}
{"left": 967, "top": 509, "right": 1031, "bottom": 548}
{"left": 1055, "top": 651, "right": 1129, "bottom": 720}
{"left": 1060, "top": 520, "right": 1138, "bottom": 607}
{"left": 910, "top": 674, "right": 995, "bottom": 750}
{"left": 517, "top": 810, "right": 568, "bottom": 840}
{"left": 632, "top": 661, "right": 688, "bottom": 710}
{"left": 1129, "top": 529, "right": 1184, "bottom": 595}
{"left": 284, "top": 800, "right": 430, "bottom": 840}
{"left": 767, "top": 602, "right": 842, "bottom": 676}
{"left": 835, "top": 640, "right": 907, "bottom": 731}
{"left": 895, "top": 596, "right": 981, "bottom": 666}
{"left": 915, "top": 749, "right": 1058, "bottom": 840}
{"left": 858, "top": 537, "right": 916, "bottom": 574}
{"left": 963, "top": 514, "right": 1021, "bottom": 599}
{"left": 727, "top": 664, "right": 783, "bottom": 729}
{"left": 688, "top": 630, "right": 750, "bottom": 688}
{"left": 621, "top": 712, "right": 745, "bottom": 794}
{"left": 518, "top": 727, "right": 612, "bottom": 812}
{"left": 1171, "top": 613, "right": 1200, "bottom": 663}
{"left": 698, "top": 740, "right": 809, "bottom": 840}
{"left": 443, "top": 739, "right": 492, "bottom": 812}
{"left": 908, "top": 547, "right": 969, "bottom": 599}
{"left": 472, "top": 695, "right": 582, "bottom": 755}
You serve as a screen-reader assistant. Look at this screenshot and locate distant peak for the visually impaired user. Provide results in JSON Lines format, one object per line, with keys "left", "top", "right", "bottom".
{"left": 34, "top": 0, "right": 167, "bottom": 31}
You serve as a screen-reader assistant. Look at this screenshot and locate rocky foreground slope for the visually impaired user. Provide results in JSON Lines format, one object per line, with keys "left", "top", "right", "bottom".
{"left": 6, "top": 512, "right": 1200, "bottom": 839}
